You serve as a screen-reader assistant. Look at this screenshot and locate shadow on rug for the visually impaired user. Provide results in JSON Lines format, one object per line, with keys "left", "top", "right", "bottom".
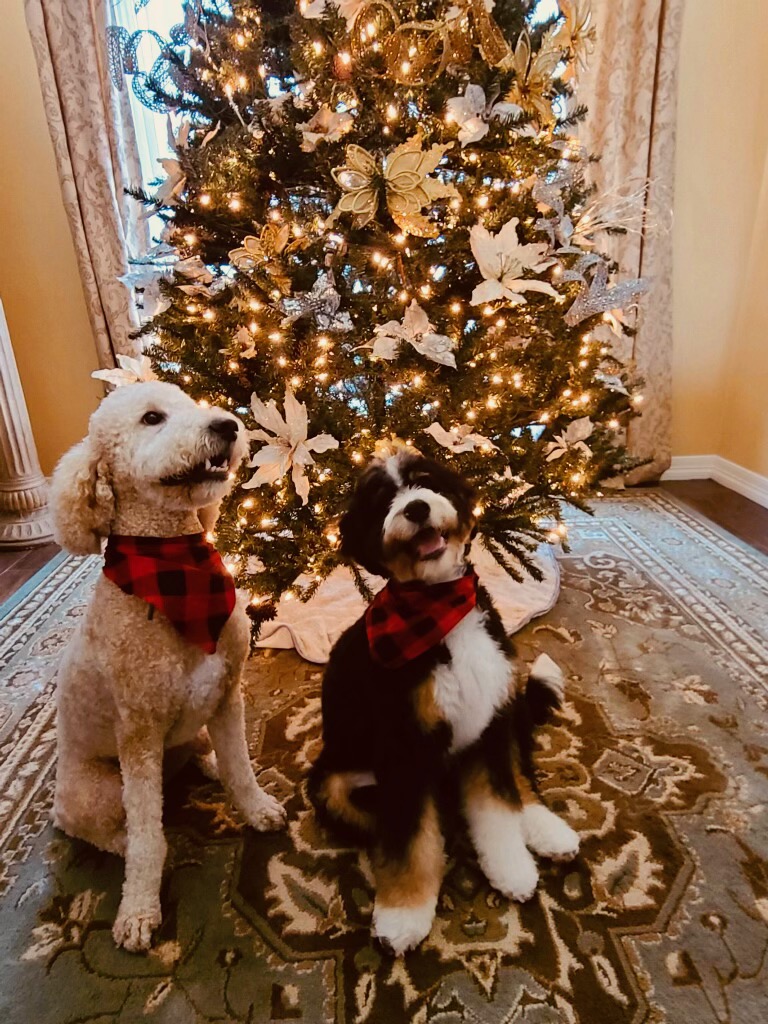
{"left": 1, "top": 493, "right": 767, "bottom": 1024}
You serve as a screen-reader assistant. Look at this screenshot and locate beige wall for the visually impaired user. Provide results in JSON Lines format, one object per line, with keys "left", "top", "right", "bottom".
{"left": 673, "top": 0, "right": 768, "bottom": 476}
{"left": 0, "top": 0, "right": 100, "bottom": 476}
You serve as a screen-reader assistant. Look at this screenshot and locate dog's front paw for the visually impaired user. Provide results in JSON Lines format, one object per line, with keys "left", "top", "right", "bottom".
{"left": 112, "top": 902, "right": 161, "bottom": 953}
{"left": 245, "top": 791, "right": 287, "bottom": 832}
{"left": 372, "top": 901, "right": 435, "bottom": 956}
{"left": 522, "top": 804, "right": 580, "bottom": 862}
{"left": 482, "top": 847, "right": 539, "bottom": 903}
{"left": 195, "top": 749, "right": 219, "bottom": 781}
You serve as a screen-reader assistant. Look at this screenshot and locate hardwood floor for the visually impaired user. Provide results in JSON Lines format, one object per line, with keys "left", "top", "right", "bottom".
{"left": 0, "top": 481, "right": 766, "bottom": 605}
{"left": 0, "top": 543, "right": 60, "bottom": 605}
{"left": 659, "top": 479, "right": 768, "bottom": 556}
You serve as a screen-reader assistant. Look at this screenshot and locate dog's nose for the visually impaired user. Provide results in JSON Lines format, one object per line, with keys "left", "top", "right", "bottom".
{"left": 209, "top": 418, "right": 239, "bottom": 443}
{"left": 402, "top": 499, "right": 430, "bottom": 524}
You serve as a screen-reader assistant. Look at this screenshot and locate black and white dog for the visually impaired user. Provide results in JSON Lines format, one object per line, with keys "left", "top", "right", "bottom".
{"left": 309, "top": 448, "right": 579, "bottom": 955}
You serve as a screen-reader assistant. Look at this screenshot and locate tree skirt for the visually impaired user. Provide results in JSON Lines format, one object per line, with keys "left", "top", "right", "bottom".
{"left": 2, "top": 493, "right": 768, "bottom": 1023}
{"left": 255, "top": 541, "right": 560, "bottom": 663}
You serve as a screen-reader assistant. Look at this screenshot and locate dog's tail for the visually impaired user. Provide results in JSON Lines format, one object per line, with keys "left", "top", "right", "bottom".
{"left": 525, "top": 653, "right": 566, "bottom": 726}
{"left": 308, "top": 758, "right": 377, "bottom": 842}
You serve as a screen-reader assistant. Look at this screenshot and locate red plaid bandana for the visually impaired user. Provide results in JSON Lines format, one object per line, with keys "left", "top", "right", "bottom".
{"left": 365, "top": 569, "right": 479, "bottom": 668}
{"left": 103, "top": 533, "right": 236, "bottom": 654}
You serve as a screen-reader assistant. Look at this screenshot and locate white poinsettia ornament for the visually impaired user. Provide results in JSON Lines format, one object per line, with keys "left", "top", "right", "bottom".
{"left": 232, "top": 326, "right": 257, "bottom": 359}
{"left": 425, "top": 422, "right": 497, "bottom": 454}
{"left": 595, "top": 372, "right": 629, "bottom": 396}
{"left": 299, "top": 0, "right": 325, "bottom": 17}
{"left": 119, "top": 265, "right": 171, "bottom": 320}
{"left": 300, "top": 0, "right": 365, "bottom": 27}
{"left": 544, "top": 417, "right": 594, "bottom": 461}
{"left": 92, "top": 354, "right": 157, "bottom": 387}
{"left": 153, "top": 157, "right": 185, "bottom": 206}
{"left": 175, "top": 255, "right": 214, "bottom": 283}
{"left": 371, "top": 301, "right": 457, "bottom": 368}
{"left": 245, "top": 387, "right": 339, "bottom": 505}
{"left": 470, "top": 218, "right": 558, "bottom": 307}
{"left": 446, "top": 84, "right": 522, "bottom": 147}
{"left": 297, "top": 106, "right": 353, "bottom": 152}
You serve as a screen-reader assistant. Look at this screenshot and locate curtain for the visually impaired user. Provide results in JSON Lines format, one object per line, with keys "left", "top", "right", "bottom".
{"left": 24, "top": 0, "right": 146, "bottom": 368}
{"left": 579, "top": 0, "right": 686, "bottom": 482}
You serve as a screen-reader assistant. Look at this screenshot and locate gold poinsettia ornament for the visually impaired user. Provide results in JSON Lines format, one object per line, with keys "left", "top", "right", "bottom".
{"left": 555, "top": 0, "right": 596, "bottom": 78}
{"left": 327, "top": 133, "right": 458, "bottom": 237}
{"left": 229, "top": 222, "right": 289, "bottom": 267}
{"left": 228, "top": 223, "right": 304, "bottom": 295}
{"left": 505, "top": 30, "right": 562, "bottom": 124}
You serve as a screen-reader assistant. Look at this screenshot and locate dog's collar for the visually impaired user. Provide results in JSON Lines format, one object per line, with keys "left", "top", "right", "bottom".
{"left": 103, "top": 533, "right": 236, "bottom": 653}
{"left": 365, "top": 567, "right": 479, "bottom": 668}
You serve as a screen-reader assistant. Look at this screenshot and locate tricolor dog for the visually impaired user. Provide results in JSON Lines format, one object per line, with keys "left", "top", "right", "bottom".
{"left": 310, "top": 448, "right": 579, "bottom": 955}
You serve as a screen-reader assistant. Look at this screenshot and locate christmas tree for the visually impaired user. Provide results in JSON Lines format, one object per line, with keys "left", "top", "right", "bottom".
{"left": 109, "top": 0, "right": 647, "bottom": 609}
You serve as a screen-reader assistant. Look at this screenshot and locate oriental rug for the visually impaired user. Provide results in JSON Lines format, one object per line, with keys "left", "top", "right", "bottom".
{"left": 1, "top": 492, "right": 767, "bottom": 1023}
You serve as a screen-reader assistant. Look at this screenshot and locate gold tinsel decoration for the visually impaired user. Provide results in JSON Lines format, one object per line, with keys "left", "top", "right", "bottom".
{"left": 347, "top": 0, "right": 512, "bottom": 86}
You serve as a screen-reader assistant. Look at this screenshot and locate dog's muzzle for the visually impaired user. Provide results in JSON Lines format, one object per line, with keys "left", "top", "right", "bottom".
{"left": 159, "top": 423, "right": 238, "bottom": 487}
{"left": 397, "top": 500, "right": 450, "bottom": 561}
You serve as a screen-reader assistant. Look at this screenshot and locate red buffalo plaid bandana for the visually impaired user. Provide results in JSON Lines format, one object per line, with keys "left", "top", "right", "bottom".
{"left": 103, "top": 533, "right": 236, "bottom": 654}
{"left": 365, "top": 568, "right": 479, "bottom": 668}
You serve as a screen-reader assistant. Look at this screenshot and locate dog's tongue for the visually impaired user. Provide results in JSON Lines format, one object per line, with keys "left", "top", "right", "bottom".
{"left": 416, "top": 529, "right": 447, "bottom": 559}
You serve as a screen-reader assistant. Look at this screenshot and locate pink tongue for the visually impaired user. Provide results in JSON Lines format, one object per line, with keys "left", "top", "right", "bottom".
{"left": 417, "top": 531, "right": 447, "bottom": 558}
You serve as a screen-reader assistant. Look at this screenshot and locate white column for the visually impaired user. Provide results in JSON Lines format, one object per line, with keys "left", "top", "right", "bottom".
{"left": 0, "top": 298, "right": 54, "bottom": 547}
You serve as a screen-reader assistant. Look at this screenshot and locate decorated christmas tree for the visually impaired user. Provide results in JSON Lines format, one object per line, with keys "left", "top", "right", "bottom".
{"left": 109, "top": 0, "right": 647, "bottom": 609}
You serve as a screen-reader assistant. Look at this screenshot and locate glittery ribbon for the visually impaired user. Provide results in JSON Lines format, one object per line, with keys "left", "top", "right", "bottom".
{"left": 564, "top": 263, "right": 649, "bottom": 327}
{"left": 280, "top": 270, "right": 353, "bottom": 331}
{"left": 349, "top": 0, "right": 511, "bottom": 86}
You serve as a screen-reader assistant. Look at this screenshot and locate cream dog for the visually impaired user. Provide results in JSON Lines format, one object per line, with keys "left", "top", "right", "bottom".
{"left": 50, "top": 381, "right": 285, "bottom": 952}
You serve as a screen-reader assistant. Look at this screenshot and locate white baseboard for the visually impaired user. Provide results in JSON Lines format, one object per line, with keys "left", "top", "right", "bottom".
{"left": 661, "top": 455, "right": 715, "bottom": 481}
{"left": 662, "top": 455, "right": 768, "bottom": 509}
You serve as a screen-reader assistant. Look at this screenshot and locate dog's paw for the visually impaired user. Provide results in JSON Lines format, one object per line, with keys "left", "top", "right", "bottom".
{"left": 522, "top": 804, "right": 580, "bottom": 862}
{"left": 112, "top": 903, "right": 161, "bottom": 953}
{"left": 372, "top": 901, "right": 435, "bottom": 956}
{"left": 482, "top": 848, "right": 540, "bottom": 903}
{"left": 195, "top": 750, "right": 219, "bottom": 781}
{"left": 245, "top": 792, "right": 287, "bottom": 832}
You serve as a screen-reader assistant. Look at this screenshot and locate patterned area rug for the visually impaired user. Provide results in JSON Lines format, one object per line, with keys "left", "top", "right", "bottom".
{"left": 1, "top": 493, "right": 767, "bottom": 1024}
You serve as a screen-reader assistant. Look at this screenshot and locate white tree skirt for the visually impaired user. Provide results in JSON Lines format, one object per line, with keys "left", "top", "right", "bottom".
{"left": 254, "top": 542, "right": 560, "bottom": 664}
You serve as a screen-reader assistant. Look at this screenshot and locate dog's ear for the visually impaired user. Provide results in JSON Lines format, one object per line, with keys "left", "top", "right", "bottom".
{"left": 339, "top": 505, "right": 363, "bottom": 564}
{"left": 49, "top": 438, "right": 115, "bottom": 554}
{"left": 339, "top": 503, "right": 389, "bottom": 578}
{"left": 198, "top": 500, "right": 222, "bottom": 535}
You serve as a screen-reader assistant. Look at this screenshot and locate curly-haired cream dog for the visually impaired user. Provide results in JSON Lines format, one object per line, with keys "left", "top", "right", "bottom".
{"left": 50, "top": 381, "right": 285, "bottom": 953}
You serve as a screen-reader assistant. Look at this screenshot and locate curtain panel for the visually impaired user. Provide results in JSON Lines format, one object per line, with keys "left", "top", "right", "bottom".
{"left": 24, "top": 0, "right": 145, "bottom": 368}
{"left": 579, "top": 0, "right": 685, "bottom": 481}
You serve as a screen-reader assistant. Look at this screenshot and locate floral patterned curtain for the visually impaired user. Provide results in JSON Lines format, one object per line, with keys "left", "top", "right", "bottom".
{"left": 579, "top": 0, "right": 685, "bottom": 482}
{"left": 24, "top": 0, "right": 146, "bottom": 367}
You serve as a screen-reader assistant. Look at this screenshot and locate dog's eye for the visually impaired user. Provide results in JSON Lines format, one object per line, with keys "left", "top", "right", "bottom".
{"left": 141, "top": 411, "right": 166, "bottom": 426}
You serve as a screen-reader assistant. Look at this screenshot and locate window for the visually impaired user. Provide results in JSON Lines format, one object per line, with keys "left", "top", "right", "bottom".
{"left": 530, "top": 0, "right": 561, "bottom": 25}
{"left": 109, "top": 0, "right": 186, "bottom": 184}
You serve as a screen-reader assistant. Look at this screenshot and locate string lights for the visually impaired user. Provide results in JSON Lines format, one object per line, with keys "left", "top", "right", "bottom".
{"left": 123, "top": 0, "right": 646, "bottom": 606}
